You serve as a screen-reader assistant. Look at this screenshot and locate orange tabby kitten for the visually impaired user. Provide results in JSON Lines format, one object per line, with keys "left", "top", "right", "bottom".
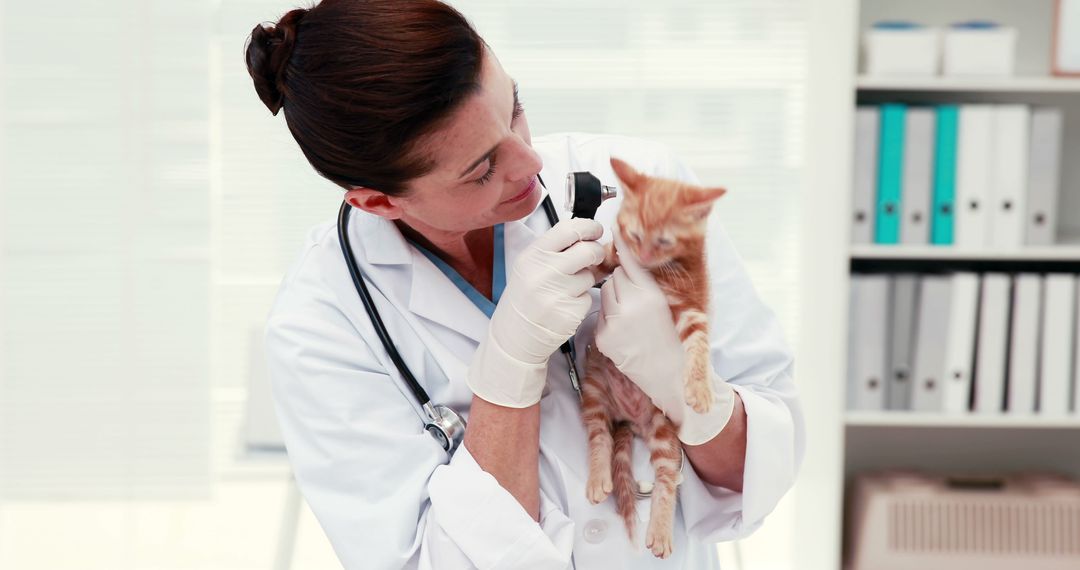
{"left": 582, "top": 156, "right": 726, "bottom": 559}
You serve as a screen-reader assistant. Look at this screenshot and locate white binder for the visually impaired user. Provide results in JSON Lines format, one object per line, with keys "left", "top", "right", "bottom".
{"left": 886, "top": 274, "right": 918, "bottom": 410}
{"left": 912, "top": 275, "right": 953, "bottom": 412}
{"left": 988, "top": 105, "right": 1030, "bottom": 249}
{"left": 1040, "top": 274, "right": 1077, "bottom": 417}
{"left": 943, "top": 273, "right": 980, "bottom": 414}
{"left": 848, "top": 274, "right": 890, "bottom": 411}
{"left": 900, "top": 109, "right": 934, "bottom": 245}
{"left": 1074, "top": 282, "right": 1080, "bottom": 415}
{"left": 1025, "top": 108, "right": 1064, "bottom": 246}
{"left": 974, "top": 274, "right": 1011, "bottom": 414}
{"left": 1008, "top": 274, "right": 1042, "bottom": 415}
{"left": 954, "top": 105, "right": 994, "bottom": 248}
{"left": 853, "top": 107, "right": 879, "bottom": 245}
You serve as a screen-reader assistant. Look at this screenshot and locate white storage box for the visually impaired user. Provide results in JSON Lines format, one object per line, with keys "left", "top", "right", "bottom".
{"left": 943, "top": 22, "right": 1017, "bottom": 76}
{"left": 847, "top": 470, "right": 1080, "bottom": 570}
{"left": 864, "top": 23, "right": 940, "bottom": 76}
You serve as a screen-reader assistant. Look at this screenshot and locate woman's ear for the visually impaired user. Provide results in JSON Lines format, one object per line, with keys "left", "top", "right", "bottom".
{"left": 344, "top": 187, "right": 405, "bottom": 220}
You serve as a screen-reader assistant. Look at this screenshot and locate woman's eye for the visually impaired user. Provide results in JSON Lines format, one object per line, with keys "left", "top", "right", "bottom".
{"left": 474, "top": 154, "right": 497, "bottom": 186}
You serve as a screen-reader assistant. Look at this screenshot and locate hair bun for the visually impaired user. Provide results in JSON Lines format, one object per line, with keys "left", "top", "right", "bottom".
{"left": 245, "top": 8, "right": 308, "bottom": 116}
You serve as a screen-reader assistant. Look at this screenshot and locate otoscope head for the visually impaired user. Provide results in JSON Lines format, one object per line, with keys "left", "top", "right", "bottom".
{"left": 565, "top": 171, "right": 617, "bottom": 219}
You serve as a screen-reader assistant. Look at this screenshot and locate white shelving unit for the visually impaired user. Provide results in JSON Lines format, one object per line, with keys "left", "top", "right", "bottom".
{"left": 845, "top": 411, "right": 1080, "bottom": 429}
{"left": 850, "top": 244, "right": 1080, "bottom": 261}
{"left": 797, "top": 1, "right": 1080, "bottom": 569}
{"left": 856, "top": 75, "right": 1080, "bottom": 93}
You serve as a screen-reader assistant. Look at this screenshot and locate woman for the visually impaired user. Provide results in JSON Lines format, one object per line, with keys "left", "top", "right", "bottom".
{"left": 247, "top": 1, "right": 804, "bottom": 568}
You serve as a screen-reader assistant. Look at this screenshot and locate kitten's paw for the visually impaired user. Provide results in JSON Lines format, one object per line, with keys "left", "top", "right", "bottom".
{"left": 645, "top": 519, "right": 674, "bottom": 559}
{"left": 586, "top": 472, "right": 613, "bottom": 504}
{"left": 684, "top": 380, "right": 714, "bottom": 414}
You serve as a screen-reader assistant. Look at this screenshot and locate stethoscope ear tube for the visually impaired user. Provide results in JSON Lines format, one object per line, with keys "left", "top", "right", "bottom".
{"left": 338, "top": 202, "right": 466, "bottom": 454}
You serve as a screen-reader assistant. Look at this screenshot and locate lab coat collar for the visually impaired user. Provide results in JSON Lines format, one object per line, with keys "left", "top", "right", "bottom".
{"left": 359, "top": 215, "right": 413, "bottom": 266}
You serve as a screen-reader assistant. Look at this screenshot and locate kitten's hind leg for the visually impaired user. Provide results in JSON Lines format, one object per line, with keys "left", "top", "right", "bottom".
{"left": 643, "top": 410, "right": 682, "bottom": 559}
{"left": 582, "top": 353, "right": 614, "bottom": 505}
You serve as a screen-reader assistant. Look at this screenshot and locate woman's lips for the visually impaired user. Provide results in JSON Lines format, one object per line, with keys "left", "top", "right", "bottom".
{"left": 504, "top": 176, "right": 537, "bottom": 204}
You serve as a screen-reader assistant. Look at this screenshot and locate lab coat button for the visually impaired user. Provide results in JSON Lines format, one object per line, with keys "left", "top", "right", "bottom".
{"left": 583, "top": 518, "right": 608, "bottom": 544}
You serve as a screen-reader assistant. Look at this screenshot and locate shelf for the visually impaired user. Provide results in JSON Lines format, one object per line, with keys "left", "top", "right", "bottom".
{"left": 846, "top": 411, "right": 1080, "bottom": 429}
{"left": 856, "top": 75, "right": 1080, "bottom": 93}
{"left": 850, "top": 244, "right": 1080, "bottom": 261}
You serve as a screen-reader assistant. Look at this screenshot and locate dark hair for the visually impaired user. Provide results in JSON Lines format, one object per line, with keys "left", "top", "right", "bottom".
{"left": 244, "top": 0, "right": 487, "bottom": 195}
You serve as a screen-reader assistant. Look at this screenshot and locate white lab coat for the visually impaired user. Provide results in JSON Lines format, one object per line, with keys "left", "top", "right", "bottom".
{"left": 264, "top": 132, "right": 805, "bottom": 569}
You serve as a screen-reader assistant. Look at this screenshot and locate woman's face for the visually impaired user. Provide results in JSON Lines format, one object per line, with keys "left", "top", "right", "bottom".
{"left": 349, "top": 47, "right": 544, "bottom": 236}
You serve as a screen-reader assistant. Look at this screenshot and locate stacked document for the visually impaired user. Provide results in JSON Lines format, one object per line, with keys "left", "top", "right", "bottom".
{"left": 851, "top": 104, "right": 1064, "bottom": 247}
{"left": 847, "top": 272, "right": 1080, "bottom": 415}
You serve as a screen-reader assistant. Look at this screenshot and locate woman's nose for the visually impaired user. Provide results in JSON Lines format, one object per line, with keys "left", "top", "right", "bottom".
{"left": 504, "top": 135, "right": 543, "bottom": 182}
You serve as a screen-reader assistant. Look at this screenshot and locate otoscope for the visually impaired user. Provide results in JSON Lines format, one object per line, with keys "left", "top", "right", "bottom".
{"left": 545, "top": 171, "right": 618, "bottom": 396}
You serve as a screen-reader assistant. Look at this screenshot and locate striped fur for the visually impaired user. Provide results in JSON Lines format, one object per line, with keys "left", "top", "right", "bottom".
{"left": 582, "top": 157, "right": 726, "bottom": 559}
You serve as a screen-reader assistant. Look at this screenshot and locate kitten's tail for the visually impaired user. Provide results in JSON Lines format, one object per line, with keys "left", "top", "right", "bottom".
{"left": 611, "top": 421, "right": 638, "bottom": 543}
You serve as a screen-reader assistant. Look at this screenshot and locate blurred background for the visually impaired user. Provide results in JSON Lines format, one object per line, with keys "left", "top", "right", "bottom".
{"left": 0, "top": 0, "right": 805, "bottom": 567}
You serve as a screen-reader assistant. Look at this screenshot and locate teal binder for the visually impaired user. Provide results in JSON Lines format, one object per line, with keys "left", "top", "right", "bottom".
{"left": 876, "top": 104, "right": 905, "bottom": 244}
{"left": 931, "top": 105, "right": 958, "bottom": 245}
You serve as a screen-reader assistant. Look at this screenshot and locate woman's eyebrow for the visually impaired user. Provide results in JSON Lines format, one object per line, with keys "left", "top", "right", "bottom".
{"left": 458, "top": 79, "right": 519, "bottom": 179}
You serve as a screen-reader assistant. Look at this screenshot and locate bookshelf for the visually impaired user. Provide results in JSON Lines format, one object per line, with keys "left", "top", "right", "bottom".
{"left": 797, "top": 1, "right": 1080, "bottom": 569}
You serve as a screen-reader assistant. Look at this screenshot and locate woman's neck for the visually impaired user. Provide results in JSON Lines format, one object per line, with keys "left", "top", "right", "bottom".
{"left": 396, "top": 221, "right": 495, "bottom": 294}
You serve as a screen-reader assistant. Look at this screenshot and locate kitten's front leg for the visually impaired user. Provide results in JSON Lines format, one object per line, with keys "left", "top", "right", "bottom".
{"left": 676, "top": 308, "right": 715, "bottom": 413}
{"left": 596, "top": 240, "right": 620, "bottom": 278}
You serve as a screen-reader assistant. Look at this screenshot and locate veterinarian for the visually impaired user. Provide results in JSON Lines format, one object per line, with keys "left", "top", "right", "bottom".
{"left": 249, "top": 1, "right": 804, "bottom": 568}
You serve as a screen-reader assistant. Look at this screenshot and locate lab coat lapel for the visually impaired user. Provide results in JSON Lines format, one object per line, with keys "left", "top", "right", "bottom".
{"left": 502, "top": 212, "right": 542, "bottom": 276}
{"left": 406, "top": 253, "right": 490, "bottom": 347}
{"left": 356, "top": 213, "right": 490, "bottom": 348}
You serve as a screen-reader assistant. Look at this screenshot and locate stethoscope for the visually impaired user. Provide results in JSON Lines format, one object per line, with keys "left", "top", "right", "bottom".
{"left": 336, "top": 172, "right": 616, "bottom": 457}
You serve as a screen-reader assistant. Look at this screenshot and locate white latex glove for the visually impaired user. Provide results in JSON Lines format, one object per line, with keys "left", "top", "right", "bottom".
{"left": 467, "top": 218, "right": 605, "bottom": 408}
{"left": 594, "top": 231, "right": 736, "bottom": 445}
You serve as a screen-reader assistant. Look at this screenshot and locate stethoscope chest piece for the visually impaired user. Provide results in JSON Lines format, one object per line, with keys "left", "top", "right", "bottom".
{"left": 423, "top": 402, "right": 466, "bottom": 455}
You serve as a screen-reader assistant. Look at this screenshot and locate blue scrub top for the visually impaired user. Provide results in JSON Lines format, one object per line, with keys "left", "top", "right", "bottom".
{"left": 408, "top": 224, "right": 506, "bottom": 318}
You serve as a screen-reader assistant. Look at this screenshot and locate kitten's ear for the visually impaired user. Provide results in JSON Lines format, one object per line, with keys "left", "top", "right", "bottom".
{"left": 697, "top": 186, "right": 727, "bottom": 202}
{"left": 684, "top": 186, "right": 727, "bottom": 221}
{"left": 609, "top": 156, "right": 644, "bottom": 192}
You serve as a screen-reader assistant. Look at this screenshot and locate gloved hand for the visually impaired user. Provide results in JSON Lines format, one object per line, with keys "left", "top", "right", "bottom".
{"left": 467, "top": 218, "right": 606, "bottom": 408}
{"left": 594, "top": 231, "right": 736, "bottom": 445}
